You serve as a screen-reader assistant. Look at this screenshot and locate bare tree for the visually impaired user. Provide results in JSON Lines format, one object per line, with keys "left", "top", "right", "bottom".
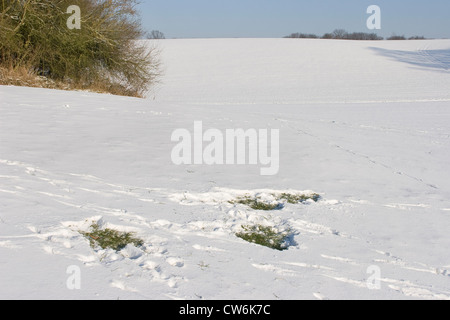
{"left": 332, "top": 29, "right": 348, "bottom": 39}
{"left": 148, "top": 30, "right": 165, "bottom": 39}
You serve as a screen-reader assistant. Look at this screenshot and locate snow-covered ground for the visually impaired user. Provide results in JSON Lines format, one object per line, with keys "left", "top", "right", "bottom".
{"left": 1, "top": 39, "right": 450, "bottom": 300}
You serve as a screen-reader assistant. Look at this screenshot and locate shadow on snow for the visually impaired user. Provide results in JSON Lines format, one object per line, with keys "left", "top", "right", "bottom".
{"left": 369, "top": 47, "right": 450, "bottom": 73}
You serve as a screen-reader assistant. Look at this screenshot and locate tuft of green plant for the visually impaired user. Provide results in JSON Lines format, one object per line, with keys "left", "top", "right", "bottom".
{"left": 230, "top": 195, "right": 282, "bottom": 211}
{"left": 277, "top": 192, "right": 321, "bottom": 204}
{"left": 81, "top": 223, "right": 143, "bottom": 251}
{"left": 229, "top": 192, "right": 320, "bottom": 210}
{"left": 236, "top": 224, "right": 292, "bottom": 251}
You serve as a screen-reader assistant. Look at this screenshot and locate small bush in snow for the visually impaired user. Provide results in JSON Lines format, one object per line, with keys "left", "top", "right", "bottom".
{"left": 277, "top": 192, "right": 321, "bottom": 204}
{"left": 230, "top": 192, "right": 320, "bottom": 210}
{"left": 231, "top": 195, "right": 282, "bottom": 211}
{"left": 81, "top": 223, "right": 143, "bottom": 251}
{"left": 236, "top": 224, "right": 292, "bottom": 251}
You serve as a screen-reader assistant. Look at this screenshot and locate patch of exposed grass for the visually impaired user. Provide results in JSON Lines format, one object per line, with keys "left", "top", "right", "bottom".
{"left": 230, "top": 192, "right": 321, "bottom": 211}
{"left": 236, "top": 224, "right": 292, "bottom": 251}
{"left": 277, "top": 192, "right": 321, "bottom": 204}
{"left": 80, "top": 223, "right": 143, "bottom": 251}
{"left": 230, "top": 196, "right": 282, "bottom": 211}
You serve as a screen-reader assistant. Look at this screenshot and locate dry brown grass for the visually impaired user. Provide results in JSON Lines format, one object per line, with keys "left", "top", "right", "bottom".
{"left": 0, "top": 65, "right": 66, "bottom": 89}
{"left": 0, "top": 63, "right": 158, "bottom": 98}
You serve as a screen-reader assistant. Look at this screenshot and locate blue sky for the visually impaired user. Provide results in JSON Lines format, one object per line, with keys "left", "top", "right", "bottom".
{"left": 138, "top": 0, "right": 450, "bottom": 39}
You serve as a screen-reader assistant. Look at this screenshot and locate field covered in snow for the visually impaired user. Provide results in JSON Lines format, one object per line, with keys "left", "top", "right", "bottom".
{"left": 1, "top": 38, "right": 450, "bottom": 300}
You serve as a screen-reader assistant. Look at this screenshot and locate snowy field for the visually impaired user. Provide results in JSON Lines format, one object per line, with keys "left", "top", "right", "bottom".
{"left": 1, "top": 38, "right": 450, "bottom": 300}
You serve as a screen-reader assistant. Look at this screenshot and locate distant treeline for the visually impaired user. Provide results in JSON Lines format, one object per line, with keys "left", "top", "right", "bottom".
{"left": 285, "top": 29, "right": 426, "bottom": 41}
